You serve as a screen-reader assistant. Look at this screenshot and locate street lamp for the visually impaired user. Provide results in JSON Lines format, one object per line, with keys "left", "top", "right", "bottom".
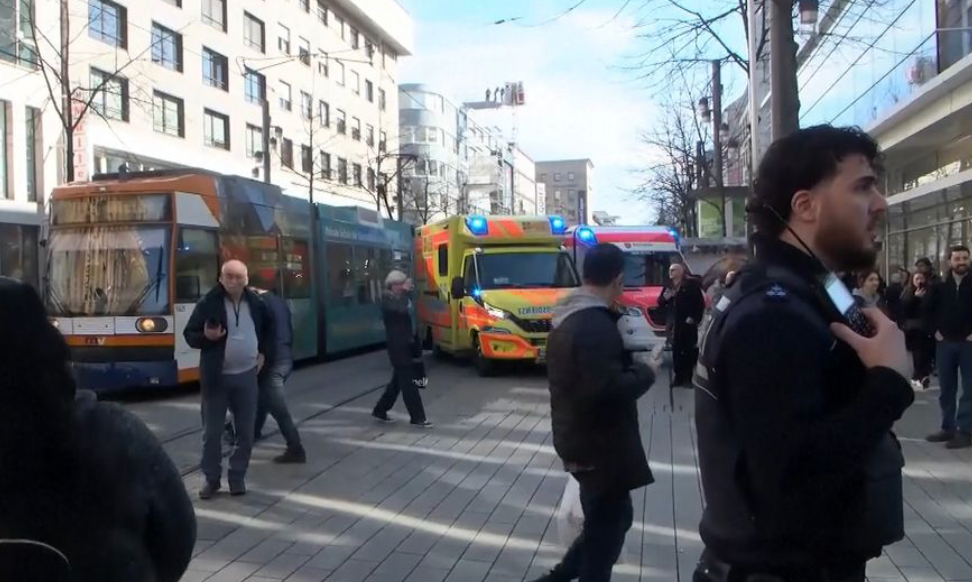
{"left": 698, "top": 97, "right": 711, "bottom": 122}
{"left": 798, "top": 0, "right": 819, "bottom": 26}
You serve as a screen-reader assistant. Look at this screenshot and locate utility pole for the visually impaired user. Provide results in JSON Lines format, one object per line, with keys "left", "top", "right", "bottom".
{"left": 712, "top": 59, "right": 727, "bottom": 237}
{"left": 261, "top": 98, "right": 271, "bottom": 184}
{"left": 396, "top": 155, "right": 404, "bottom": 220}
{"left": 770, "top": 0, "right": 800, "bottom": 140}
{"left": 60, "top": 0, "right": 72, "bottom": 182}
{"left": 747, "top": 0, "right": 761, "bottom": 167}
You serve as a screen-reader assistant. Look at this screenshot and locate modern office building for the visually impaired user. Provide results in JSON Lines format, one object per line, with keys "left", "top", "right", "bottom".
{"left": 70, "top": 0, "right": 413, "bottom": 211}
{"left": 536, "top": 159, "right": 594, "bottom": 225}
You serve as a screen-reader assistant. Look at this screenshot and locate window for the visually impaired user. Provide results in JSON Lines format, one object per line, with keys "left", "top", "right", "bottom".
{"left": 243, "top": 12, "right": 265, "bottom": 52}
{"left": 300, "top": 91, "right": 312, "bottom": 119}
{"left": 202, "top": 47, "right": 228, "bottom": 90}
{"left": 202, "top": 0, "right": 226, "bottom": 31}
{"left": 568, "top": 172, "right": 575, "bottom": 181}
{"left": 278, "top": 23, "right": 291, "bottom": 54}
{"left": 366, "top": 80, "right": 374, "bottom": 103}
{"left": 282, "top": 238, "right": 311, "bottom": 298}
{"left": 437, "top": 244, "right": 448, "bottom": 277}
{"left": 366, "top": 124, "right": 374, "bottom": 147}
{"left": 175, "top": 229, "right": 218, "bottom": 303}
{"left": 336, "top": 61, "right": 345, "bottom": 86}
{"left": 25, "top": 107, "right": 39, "bottom": 203}
{"left": 539, "top": 173, "right": 547, "bottom": 181}
{"left": 318, "top": 61, "right": 328, "bottom": 77}
{"left": 244, "top": 68, "right": 265, "bottom": 104}
{"left": 319, "top": 151, "right": 331, "bottom": 179}
{"left": 88, "top": 0, "right": 126, "bottom": 48}
{"left": 203, "top": 109, "right": 229, "bottom": 149}
{"left": 379, "top": 131, "right": 386, "bottom": 152}
{"left": 300, "top": 0, "right": 309, "bottom": 12}
{"left": 151, "top": 22, "right": 183, "bottom": 72}
{"left": 426, "top": 127, "right": 438, "bottom": 143}
{"left": 351, "top": 117, "right": 360, "bottom": 140}
{"left": 90, "top": 68, "right": 128, "bottom": 121}
{"left": 152, "top": 91, "right": 184, "bottom": 137}
{"left": 379, "top": 88, "right": 386, "bottom": 111}
{"left": 338, "top": 158, "right": 348, "bottom": 184}
{"left": 316, "top": 0, "right": 327, "bottom": 25}
{"left": 350, "top": 27, "right": 359, "bottom": 49}
{"left": 338, "top": 16, "right": 346, "bottom": 41}
{"left": 336, "top": 109, "right": 346, "bottom": 134}
{"left": 299, "top": 37, "right": 311, "bottom": 66}
{"left": 367, "top": 168, "right": 376, "bottom": 191}
{"left": 301, "top": 145, "right": 312, "bottom": 173}
{"left": 326, "top": 243, "right": 354, "bottom": 306}
{"left": 281, "top": 138, "right": 293, "bottom": 168}
{"left": 245, "top": 124, "right": 262, "bottom": 158}
{"left": 279, "top": 81, "right": 292, "bottom": 111}
{"left": 352, "top": 71, "right": 360, "bottom": 95}
{"left": 554, "top": 173, "right": 561, "bottom": 181}
{"left": 0, "top": 103, "right": 7, "bottom": 199}
{"left": 319, "top": 101, "right": 329, "bottom": 127}
{"left": 353, "top": 163, "right": 362, "bottom": 187}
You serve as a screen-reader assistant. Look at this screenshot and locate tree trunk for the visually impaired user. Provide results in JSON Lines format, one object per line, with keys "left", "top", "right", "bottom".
{"left": 61, "top": 0, "right": 73, "bottom": 182}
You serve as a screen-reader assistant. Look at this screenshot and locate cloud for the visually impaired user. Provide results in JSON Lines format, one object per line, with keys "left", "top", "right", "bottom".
{"left": 399, "top": 5, "right": 657, "bottom": 222}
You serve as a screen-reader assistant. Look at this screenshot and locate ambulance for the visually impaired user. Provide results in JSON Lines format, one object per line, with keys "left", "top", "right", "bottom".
{"left": 415, "top": 215, "right": 579, "bottom": 375}
{"left": 566, "top": 225, "right": 684, "bottom": 351}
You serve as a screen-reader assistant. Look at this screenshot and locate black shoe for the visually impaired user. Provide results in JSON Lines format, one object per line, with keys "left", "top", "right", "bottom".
{"left": 410, "top": 420, "right": 434, "bottom": 428}
{"left": 927, "top": 430, "right": 956, "bottom": 443}
{"left": 947, "top": 432, "right": 972, "bottom": 450}
{"left": 372, "top": 411, "right": 395, "bottom": 423}
{"left": 273, "top": 446, "right": 307, "bottom": 464}
{"left": 229, "top": 482, "right": 247, "bottom": 496}
{"left": 199, "top": 481, "right": 221, "bottom": 500}
{"left": 922, "top": 376, "right": 931, "bottom": 390}
{"left": 529, "top": 572, "right": 567, "bottom": 582}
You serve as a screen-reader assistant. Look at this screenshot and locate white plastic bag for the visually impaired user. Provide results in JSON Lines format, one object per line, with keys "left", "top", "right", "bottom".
{"left": 556, "top": 476, "right": 584, "bottom": 546}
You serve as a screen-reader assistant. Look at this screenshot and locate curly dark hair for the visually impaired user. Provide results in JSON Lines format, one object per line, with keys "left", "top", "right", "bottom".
{"left": 747, "top": 125, "right": 884, "bottom": 237}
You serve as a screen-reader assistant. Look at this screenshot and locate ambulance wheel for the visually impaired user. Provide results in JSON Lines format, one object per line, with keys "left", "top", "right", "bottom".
{"left": 473, "top": 337, "right": 496, "bottom": 377}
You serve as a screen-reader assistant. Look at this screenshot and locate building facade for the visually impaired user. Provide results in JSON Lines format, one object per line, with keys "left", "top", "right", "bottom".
{"left": 70, "top": 0, "right": 413, "bottom": 213}
{"left": 0, "top": 0, "right": 63, "bottom": 289}
{"left": 512, "top": 147, "right": 538, "bottom": 215}
{"left": 536, "top": 159, "right": 593, "bottom": 225}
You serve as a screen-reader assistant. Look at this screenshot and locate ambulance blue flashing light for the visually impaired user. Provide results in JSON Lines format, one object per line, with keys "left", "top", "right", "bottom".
{"left": 576, "top": 227, "right": 597, "bottom": 245}
{"left": 549, "top": 216, "right": 566, "bottom": 235}
{"left": 472, "top": 288, "right": 483, "bottom": 298}
{"left": 466, "top": 215, "right": 489, "bottom": 236}
{"left": 668, "top": 228, "right": 681, "bottom": 247}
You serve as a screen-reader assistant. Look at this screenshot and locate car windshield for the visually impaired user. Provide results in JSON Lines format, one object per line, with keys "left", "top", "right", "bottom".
{"left": 477, "top": 252, "right": 578, "bottom": 290}
{"left": 623, "top": 251, "right": 680, "bottom": 288}
{"left": 47, "top": 226, "right": 171, "bottom": 316}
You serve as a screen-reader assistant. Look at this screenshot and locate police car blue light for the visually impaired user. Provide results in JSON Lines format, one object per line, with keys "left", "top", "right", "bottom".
{"left": 576, "top": 227, "right": 597, "bottom": 245}
{"left": 466, "top": 215, "right": 489, "bottom": 236}
{"left": 549, "top": 216, "right": 566, "bottom": 235}
{"left": 472, "top": 287, "right": 483, "bottom": 298}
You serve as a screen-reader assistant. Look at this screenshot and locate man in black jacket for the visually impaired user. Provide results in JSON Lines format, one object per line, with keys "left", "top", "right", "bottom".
{"left": 923, "top": 245, "right": 972, "bottom": 449}
{"left": 184, "top": 260, "right": 274, "bottom": 499}
{"left": 659, "top": 263, "right": 706, "bottom": 387}
{"left": 694, "top": 126, "right": 915, "bottom": 582}
{"left": 533, "top": 243, "right": 661, "bottom": 582}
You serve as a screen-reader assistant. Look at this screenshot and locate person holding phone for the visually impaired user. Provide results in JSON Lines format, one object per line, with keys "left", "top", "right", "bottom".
{"left": 184, "top": 260, "right": 275, "bottom": 499}
{"left": 693, "top": 126, "right": 914, "bottom": 582}
{"left": 902, "top": 271, "right": 934, "bottom": 390}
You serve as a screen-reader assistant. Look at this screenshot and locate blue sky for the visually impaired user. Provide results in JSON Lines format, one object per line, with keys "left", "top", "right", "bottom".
{"left": 398, "top": 0, "right": 662, "bottom": 223}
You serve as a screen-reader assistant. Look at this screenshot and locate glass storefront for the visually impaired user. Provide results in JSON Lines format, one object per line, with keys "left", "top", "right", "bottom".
{"left": 0, "top": 222, "right": 39, "bottom": 288}
{"left": 884, "top": 182, "right": 972, "bottom": 274}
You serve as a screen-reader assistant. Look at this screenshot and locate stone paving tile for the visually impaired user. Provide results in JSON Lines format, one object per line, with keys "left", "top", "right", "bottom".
{"left": 136, "top": 354, "right": 972, "bottom": 582}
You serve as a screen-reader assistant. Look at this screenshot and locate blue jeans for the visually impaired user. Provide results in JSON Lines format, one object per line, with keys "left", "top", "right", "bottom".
{"left": 255, "top": 359, "right": 302, "bottom": 449}
{"left": 201, "top": 369, "right": 258, "bottom": 486}
{"left": 936, "top": 341, "right": 972, "bottom": 433}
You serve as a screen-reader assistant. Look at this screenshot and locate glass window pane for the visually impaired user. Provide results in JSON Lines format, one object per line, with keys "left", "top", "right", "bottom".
{"left": 175, "top": 228, "right": 218, "bottom": 302}
{"left": 282, "top": 238, "right": 311, "bottom": 298}
{"left": 0, "top": 223, "right": 38, "bottom": 288}
{"left": 327, "top": 243, "right": 355, "bottom": 306}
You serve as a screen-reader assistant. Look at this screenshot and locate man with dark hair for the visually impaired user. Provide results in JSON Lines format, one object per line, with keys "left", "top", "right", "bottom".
{"left": 658, "top": 262, "right": 705, "bottom": 387}
{"left": 533, "top": 243, "right": 662, "bottom": 582}
{"left": 694, "top": 125, "right": 914, "bottom": 582}
{"left": 923, "top": 245, "right": 972, "bottom": 449}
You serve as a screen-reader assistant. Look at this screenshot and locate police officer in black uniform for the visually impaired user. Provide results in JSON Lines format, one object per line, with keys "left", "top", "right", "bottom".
{"left": 693, "top": 125, "right": 915, "bottom": 582}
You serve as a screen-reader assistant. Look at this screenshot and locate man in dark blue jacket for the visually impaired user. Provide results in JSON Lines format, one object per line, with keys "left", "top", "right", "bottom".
{"left": 184, "top": 260, "right": 274, "bottom": 499}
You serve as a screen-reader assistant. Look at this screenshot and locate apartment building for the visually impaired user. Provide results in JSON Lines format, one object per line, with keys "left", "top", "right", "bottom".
{"left": 72, "top": 0, "right": 413, "bottom": 210}
{"left": 536, "top": 159, "right": 593, "bottom": 225}
{"left": 0, "top": 0, "right": 62, "bottom": 289}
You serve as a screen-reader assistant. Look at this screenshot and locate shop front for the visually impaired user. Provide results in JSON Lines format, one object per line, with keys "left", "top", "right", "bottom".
{"left": 0, "top": 205, "right": 40, "bottom": 288}
{"left": 883, "top": 179, "right": 972, "bottom": 275}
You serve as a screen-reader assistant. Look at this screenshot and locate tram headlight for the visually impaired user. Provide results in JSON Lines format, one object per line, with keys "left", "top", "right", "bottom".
{"left": 136, "top": 317, "right": 168, "bottom": 333}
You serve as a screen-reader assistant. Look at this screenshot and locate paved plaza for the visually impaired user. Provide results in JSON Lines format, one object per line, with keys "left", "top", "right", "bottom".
{"left": 122, "top": 352, "right": 972, "bottom": 582}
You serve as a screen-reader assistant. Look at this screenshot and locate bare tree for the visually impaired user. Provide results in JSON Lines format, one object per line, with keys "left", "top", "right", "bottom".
{"left": 401, "top": 176, "right": 454, "bottom": 225}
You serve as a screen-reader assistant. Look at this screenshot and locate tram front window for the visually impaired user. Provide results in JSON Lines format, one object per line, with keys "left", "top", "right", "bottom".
{"left": 47, "top": 225, "right": 171, "bottom": 316}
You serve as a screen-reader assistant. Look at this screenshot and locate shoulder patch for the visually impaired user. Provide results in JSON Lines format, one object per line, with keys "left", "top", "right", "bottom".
{"left": 765, "top": 284, "right": 788, "bottom": 301}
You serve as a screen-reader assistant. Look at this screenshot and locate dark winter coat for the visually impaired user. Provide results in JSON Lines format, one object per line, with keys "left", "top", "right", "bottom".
{"left": 658, "top": 276, "right": 706, "bottom": 342}
{"left": 382, "top": 292, "right": 415, "bottom": 369}
{"left": 183, "top": 285, "right": 275, "bottom": 388}
{"left": 923, "top": 272, "right": 972, "bottom": 341}
{"left": 547, "top": 290, "right": 656, "bottom": 494}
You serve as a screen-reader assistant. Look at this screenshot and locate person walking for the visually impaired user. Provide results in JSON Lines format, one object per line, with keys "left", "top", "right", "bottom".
{"left": 0, "top": 277, "right": 196, "bottom": 582}
{"left": 184, "top": 260, "right": 275, "bottom": 499}
{"left": 694, "top": 125, "right": 914, "bottom": 582}
{"left": 253, "top": 287, "right": 306, "bottom": 464}
{"left": 923, "top": 245, "right": 972, "bottom": 449}
{"left": 372, "top": 271, "right": 432, "bottom": 427}
{"left": 658, "top": 263, "right": 705, "bottom": 387}
{"left": 532, "top": 243, "right": 662, "bottom": 582}
{"left": 902, "top": 271, "right": 933, "bottom": 390}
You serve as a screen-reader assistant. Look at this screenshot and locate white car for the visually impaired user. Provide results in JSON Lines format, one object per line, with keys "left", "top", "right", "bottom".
{"left": 617, "top": 306, "right": 666, "bottom": 352}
